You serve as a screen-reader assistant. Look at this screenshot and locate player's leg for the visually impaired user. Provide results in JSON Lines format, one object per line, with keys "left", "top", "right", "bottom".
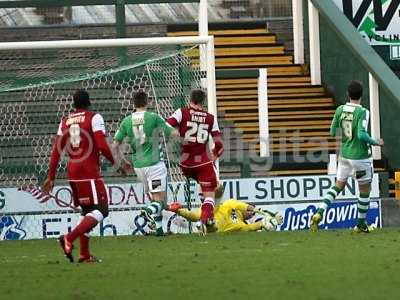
{"left": 309, "top": 157, "right": 350, "bottom": 232}
{"left": 146, "top": 191, "right": 166, "bottom": 236}
{"left": 58, "top": 181, "right": 80, "bottom": 262}
{"left": 141, "top": 162, "right": 168, "bottom": 236}
{"left": 197, "top": 163, "right": 219, "bottom": 235}
{"left": 168, "top": 203, "right": 201, "bottom": 222}
{"left": 135, "top": 167, "right": 157, "bottom": 230}
{"left": 77, "top": 205, "right": 106, "bottom": 263}
{"left": 61, "top": 179, "right": 107, "bottom": 262}
{"left": 201, "top": 190, "right": 215, "bottom": 221}
{"left": 75, "top": 215, "right": 89, "bottom": 259}
{"left": 353, "top": 159, "right": 374, "bottom": 233}
{"left": 79, "top": 179, "right": 108, "bottom": 263}
{"left": 355, "top": 183, "right": 372, "bottom": 232}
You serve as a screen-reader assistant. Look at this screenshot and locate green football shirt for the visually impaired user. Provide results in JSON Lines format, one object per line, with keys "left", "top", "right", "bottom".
{"left": 330, "top": 103, "right": 377, "bottom": 160}
{"left": 114, "top": 111, "right": 174, "bottom": 168}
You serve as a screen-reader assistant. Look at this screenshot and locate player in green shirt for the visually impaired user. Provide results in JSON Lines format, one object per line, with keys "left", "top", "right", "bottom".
{"left": 113, "top": 91, "right": 178, "bottom": 236}
{"left": 310, "top": 80, "right": 384, "bottom": 233}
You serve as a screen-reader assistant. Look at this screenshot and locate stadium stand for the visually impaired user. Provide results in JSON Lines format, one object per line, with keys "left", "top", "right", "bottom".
{"left": 168, "top": 22, "right": 338, "bottom": 176}
{"left": 0, "top": 2, "right": 232, "bottom": 26}
{"left": 1, "top": 0, "right": 386, "bottom": 181}
{"left": 0, "top": 1, "right": 292, "bottom": 26}
{"left": 0, "top": 20, "right": 341, "bottom": 185}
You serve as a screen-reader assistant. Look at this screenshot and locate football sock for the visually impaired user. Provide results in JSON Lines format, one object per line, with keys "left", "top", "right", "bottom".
{"left": 201, "top": 197, "right": 215, "bottom": 222}
{"left": 203, "top": 197, "right": 215, "bottom": 208}
{"left": 145, "top": 201, "right": 164, "bottom": 229}
{"left": 145, "top": 201, "right": 163, "bottom": 216}
{"left": 317, "top": 186, "right": 342, "bottom": 215}
{"left": 154, "top": 215, "right": 163, "bottom": 231}
{"left": 66, "top": 210, "right": 103, "bottom": 242}
{"left": 75, "top": 216, "right": 90, "bottom": 258}
{"left": 79, "top": 234, "right": 90, "bottom": 258}
{"left": 357, "top": 192, "right": 370, "bottom": 226}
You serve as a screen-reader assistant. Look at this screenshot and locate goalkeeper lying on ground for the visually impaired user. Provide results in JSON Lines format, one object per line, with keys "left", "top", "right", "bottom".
{"left": 168, "top": 198, "right": 283, "bottom": 233}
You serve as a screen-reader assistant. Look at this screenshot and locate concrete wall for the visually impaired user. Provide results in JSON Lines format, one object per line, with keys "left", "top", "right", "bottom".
{"left": 382, "top": 199, "right": 400, "bottom": 227}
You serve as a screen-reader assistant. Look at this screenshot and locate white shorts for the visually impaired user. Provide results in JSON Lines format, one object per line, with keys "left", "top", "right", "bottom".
{"left": 336, "top": 157, "right": 374, "bottom": 184}
{"left": 135, "top": 161, "right": 167, "bottom": 194}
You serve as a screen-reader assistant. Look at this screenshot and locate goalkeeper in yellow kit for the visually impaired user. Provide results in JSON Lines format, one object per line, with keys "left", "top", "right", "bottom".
{"left": 168, "top": 198, "right": 283, "bottom": 233}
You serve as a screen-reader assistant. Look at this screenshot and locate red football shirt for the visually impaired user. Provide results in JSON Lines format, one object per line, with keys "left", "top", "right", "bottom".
{"left": 49, "top": 109, "right": 113, "bottom": 180}
{"left": 167, "top": 104, "right": 222, "bottom": 167}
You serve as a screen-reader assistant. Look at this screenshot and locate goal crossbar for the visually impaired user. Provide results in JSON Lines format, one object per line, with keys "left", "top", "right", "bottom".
{"left": 0, "top": 35, "right": 216, "bottom": 115}
{"left": 0, "top": 36, "right": 213, "bottom": 50}
{"left": 0, "top": 34, "right": 218, "bottom": 175}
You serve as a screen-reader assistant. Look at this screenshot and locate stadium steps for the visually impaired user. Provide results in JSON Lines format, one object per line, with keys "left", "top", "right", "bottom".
{"left": 168, "top": 27, "right": 303, "bottom": 71}
{"left": 169, "top": 24, "right": 337, "bottom": 177}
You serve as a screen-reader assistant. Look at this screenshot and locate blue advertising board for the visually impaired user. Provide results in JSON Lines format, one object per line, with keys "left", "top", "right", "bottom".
{"left": 259, "top": 200, "right": 382, "bottom": 231}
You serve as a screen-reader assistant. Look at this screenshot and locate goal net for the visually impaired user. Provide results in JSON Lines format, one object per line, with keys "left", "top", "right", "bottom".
{"left": 0, "top": 36, "right": 216, "bottom": 239}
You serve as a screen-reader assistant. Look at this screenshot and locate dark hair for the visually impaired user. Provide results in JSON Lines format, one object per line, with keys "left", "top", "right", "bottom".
{"left": 133, "top": 91, "right": 148, "bottom": 108}
{"left": 73, "top": 89, "right": 91, "bottom": 108}
{"left": 348, "top": 80, "right": 363, "bottom": 100}
{"left": 190, "top": 89, "right": 206, "bottom": 105}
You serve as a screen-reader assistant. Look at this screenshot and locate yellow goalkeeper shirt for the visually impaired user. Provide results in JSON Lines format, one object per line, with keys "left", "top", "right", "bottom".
{"left": 214, "top": 199, "right": 262, "bottom": 233}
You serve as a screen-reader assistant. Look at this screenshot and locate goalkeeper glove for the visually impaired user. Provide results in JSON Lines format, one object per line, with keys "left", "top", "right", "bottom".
{"left": 261, "top": 216, "right": 278, "bottom": 231}
{"left": 274, "top": 212, "right": 284, "bottom": 225}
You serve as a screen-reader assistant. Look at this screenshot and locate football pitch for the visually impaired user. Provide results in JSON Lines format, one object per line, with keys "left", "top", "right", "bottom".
{"left": 1, "top": 229, "right": 400, "bottom": 300}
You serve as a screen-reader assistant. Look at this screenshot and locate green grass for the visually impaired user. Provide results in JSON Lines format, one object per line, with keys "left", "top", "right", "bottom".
{"left": 1, "top": 229, "right": 400, "bottom": 300}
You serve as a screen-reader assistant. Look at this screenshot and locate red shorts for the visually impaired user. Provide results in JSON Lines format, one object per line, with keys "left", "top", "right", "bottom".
{"left": 181, "top": 162, "right": 218, "bottom": 193}
{"left": 69, "top": 178, "right": 109, "bottom": 217}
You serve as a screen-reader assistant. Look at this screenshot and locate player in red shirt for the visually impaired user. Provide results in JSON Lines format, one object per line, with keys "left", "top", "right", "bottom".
{"left": 167, "top": 89, "right": 224, "bottom": 235}
{"left": 42, "top": 89, "right": 116, "bottom": 263}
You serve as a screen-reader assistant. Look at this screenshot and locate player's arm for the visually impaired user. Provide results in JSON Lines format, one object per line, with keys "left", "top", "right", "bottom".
{"left": 330, "top": 107, "right": 341, "bottom": 137}
{"left": 357, "top": 109, "right": 382, "bottom": 145}
{"left": 92, "top": 114, "right": 115, "bottom": 164}
{"left": 357, "top": 109, "right": 383, "bottom": 146}
{"left": 210, "top": 115, "right": 224, "bottom": 159}
{"left": 155, "top": 114, "right": 179, "bottom": 139}
{"left": 43, "top": 121, "right": 67, "bottom": 193}
{"left": 112, "top": 119, "right": 126, "bottom": 161}
{"left": 234, "top": 222, "right": 263, "bottom": 232}
{"left": 224, "top": 217, "right": 277, "bottom": 232}
{"left": 222, "top": 200, "right": 269, "bottom": 232}
{"left": 230, "top": 215, "right": 281, "bottom": 232}
{"left": 112, "top": 118, "right": 133, "bottom": 175}
{"left": 221, "top": 217, "right": 262, "bottom": 232}
{"left": 166, "top": 108, "right": 182, "bottom": 128}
